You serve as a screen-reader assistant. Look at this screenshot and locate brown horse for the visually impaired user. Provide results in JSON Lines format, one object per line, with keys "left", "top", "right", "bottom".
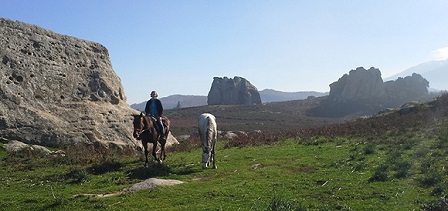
{"left": 132, "top": 113, "right": 170, "bottom": 167}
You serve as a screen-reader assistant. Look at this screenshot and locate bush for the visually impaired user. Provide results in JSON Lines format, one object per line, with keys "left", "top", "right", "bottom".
{"left": 66, "top": 168, "right": 89, "bottom": 184}
{"left": 393, "top": 161, "right": 412, "bottom": 178}
{"left": 421, "top": 196, "right": 448, "bottom": 211}
{"left": 431, "top": 183, "right": 448, "bottom": 197}
{"left": 364, "top": 144, "right": 375, "bottom": 154}
{"left": 418, "top": 171, "right": 443, "bottom": 188}
{"left": 267, "top": 196, "right": 306, "bottom": 211}
{"left": 369, "top": 164, "right": 389, "bottom": 182}
{"left": 88, "top": 160, "right": 123, "bottom": 175}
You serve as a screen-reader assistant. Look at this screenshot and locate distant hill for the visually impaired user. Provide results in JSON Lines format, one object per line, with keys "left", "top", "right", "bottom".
{"left": 130, "top": 90, "right": 329, "bottom": 111}
{"left": 259, "top": 89, "right": 328, "bottom": 103}
{"left": 130, "top": 95, "right": 207, "bottom": 111}
{"left": 385, "top": 59, "right": 448, "bottom": 91}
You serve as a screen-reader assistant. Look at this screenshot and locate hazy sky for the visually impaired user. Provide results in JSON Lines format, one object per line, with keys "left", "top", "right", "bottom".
{"left": 2, "top": 1, "right": 448, "bottom": 104}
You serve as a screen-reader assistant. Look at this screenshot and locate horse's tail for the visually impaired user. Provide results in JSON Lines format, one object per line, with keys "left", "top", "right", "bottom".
{"left": 206, "top": 116, "right": 211, "bottom": 144}
{"left": 161, "top": 116, "right": 170, "bottom": 137}
{"left": 161, "top": 116, "right": 170, "bottom": 127}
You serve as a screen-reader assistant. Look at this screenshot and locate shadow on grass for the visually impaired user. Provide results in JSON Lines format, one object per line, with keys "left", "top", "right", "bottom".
{"left": 127, "top": 161, "right": 201, "bottom": 180}
{"left": 87, "top": 160, "right": 123, "bottom": 175}
{"left": 127, "top": 163, "right": 172, "bottom": 180}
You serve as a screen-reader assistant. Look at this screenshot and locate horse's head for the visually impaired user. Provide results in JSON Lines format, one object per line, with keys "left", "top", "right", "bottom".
{"left": 132, "top": 113, "right": 145, "bottom": 139}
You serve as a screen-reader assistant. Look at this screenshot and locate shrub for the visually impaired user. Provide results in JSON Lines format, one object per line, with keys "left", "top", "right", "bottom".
{"left": 369, "top": 164, "right": 389, "bottom": 182}
{"left": 267, "top": 196, "right": 306, "bottom": 211}
{"left": 66, "top": 168, "right": 89, "bottom": 184}
{"left": 364, "top": 143, "right": 375, "bottom": 155}
{"left": 418, "top": 171, "right": 443, "bottom": 188}
{"left": 421, "top": 196, "right": 448, "bottom": 211}
{"left": 88, "top": 160, "right": 123, "bottom": 175}
{"left": 420, "top": 158, "right": 435, "bottom": 173}
{"left": 168, "top": 138, "right": 201, "bottom": 152}
{"left": 351, "top": 162, "right": 366, "bottom": 172}
{"left": 393, "top": 161, "right": 412, "bottom": 178}
{"left": 431, "top": 183, "right": 448, "bottom": 197}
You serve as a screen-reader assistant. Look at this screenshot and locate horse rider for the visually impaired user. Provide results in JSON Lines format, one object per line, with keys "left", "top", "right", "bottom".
{"left": 145, "top": 91, "right": 164, "bottom": 136}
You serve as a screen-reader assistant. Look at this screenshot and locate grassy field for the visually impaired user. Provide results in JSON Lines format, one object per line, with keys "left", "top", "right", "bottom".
{"left": 1, "top": 94, "right": 448, "bottom": 210}
{"left": 1, "top": 133, "right": 448, "bottom": 210}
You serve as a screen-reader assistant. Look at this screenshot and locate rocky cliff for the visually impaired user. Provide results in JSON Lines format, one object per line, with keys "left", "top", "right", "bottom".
{"left": 207, "top": 76, "right": 261, "bottom": 105}
{"left": 0, "top": 18, "right": 138, "bottom": 149}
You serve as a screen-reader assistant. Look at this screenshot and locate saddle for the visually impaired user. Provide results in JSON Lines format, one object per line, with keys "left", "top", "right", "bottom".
{"left": 149, "top": 116, "right": 168, "bottom": 126}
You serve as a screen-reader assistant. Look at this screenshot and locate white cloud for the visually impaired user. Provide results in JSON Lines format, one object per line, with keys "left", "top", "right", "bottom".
{"left": 430, "top": 47, "right": 448, "bottom": 61}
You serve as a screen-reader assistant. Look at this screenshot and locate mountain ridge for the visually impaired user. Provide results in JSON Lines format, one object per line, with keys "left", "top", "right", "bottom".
{"left": 385, "top": 59, "right": 448, "bottom": 91}
{"left": 130, "top": 89, "right": 328, "bottom": 111}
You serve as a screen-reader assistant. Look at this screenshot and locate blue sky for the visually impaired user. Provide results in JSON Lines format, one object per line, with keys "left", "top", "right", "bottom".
{"left": 2, "top": 1, "right": 448, "bottom": 104}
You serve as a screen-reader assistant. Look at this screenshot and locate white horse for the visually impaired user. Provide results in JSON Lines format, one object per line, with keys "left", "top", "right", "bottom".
{"left": 198, "top": 113, "right": 218, "bottom": 169}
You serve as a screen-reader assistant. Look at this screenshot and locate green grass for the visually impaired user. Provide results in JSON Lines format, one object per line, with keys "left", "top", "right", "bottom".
{"left": 1, "top": 134, "right": 447, "bottom": 210}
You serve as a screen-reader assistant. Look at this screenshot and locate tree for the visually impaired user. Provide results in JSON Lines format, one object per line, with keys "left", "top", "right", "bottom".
{"left": 175, "top": 101, "right": 181, "bottom": 110}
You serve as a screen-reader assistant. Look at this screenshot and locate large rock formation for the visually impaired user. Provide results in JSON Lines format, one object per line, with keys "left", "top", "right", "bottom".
{"left": 384, "top": 73, "right": 430, "bottom": 105}
{"left": 207, "top": 76, "right": 261, "bottom": 105}
{"left": 310, "top": 67, "right": 430, "bottom": 117}
{"left": 0, "top": 18, "right": 139, "bottom": 149}
{"left": 329, "top": 67, "right": 386, "bottom": 103}
{"left": 328, "top": 67, "right": 429, "bottom": 105}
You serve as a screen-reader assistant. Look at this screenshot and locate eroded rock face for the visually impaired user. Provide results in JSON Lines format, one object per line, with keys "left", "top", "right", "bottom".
{"left": 329, "top": 67, "right": 386, "bottom": 103}
{"left": 207, "top": 76, "right": 262, "bottom": 105}
{"left": 384, "top": 73, "right": 430, "bottom": 105}
{"left": 313, "top": 67, "right": 431, "bottom": 117}
{"left": 328, "top": 67, "right": 429, "bottom": 106}
{"left": 0, "top": 18, "right": 138, "bottom": 149}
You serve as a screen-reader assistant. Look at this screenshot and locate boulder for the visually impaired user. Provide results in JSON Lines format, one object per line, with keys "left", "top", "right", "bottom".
{"left": 207, "top": 76, "right": 261, "bottom": 105}
{"left": 0, "top": 18, "right": 142, "bottom": 150}
{"left": 3, "top": 140, "right": 66, "bottom": 156}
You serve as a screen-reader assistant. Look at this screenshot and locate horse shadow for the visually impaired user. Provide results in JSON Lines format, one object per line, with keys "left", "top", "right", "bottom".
{"left": 127, "top": 162, "right": 201, "bottom": 180}
{"left": 127, "top": 163, "right": 171, "bottom": 180}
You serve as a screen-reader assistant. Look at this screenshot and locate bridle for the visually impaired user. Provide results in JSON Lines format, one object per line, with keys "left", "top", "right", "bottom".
{"left": 133, "top": 115, "right": 150, "bottom": 138}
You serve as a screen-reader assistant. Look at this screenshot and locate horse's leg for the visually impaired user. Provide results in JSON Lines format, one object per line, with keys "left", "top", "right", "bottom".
{"left": 152, "top": 142, "right": 160, "bottom": 163}
{"left": 143, "top": 141, "right": 149, "bottom": 168}
{"left": 159, "top": 138, "right": 167, "bottom": 161}
{"left": 211, "top": 138, "right": 217, "bottom": 169}
{"left": 202, "top": 144, "right": 211, "bottom": 169}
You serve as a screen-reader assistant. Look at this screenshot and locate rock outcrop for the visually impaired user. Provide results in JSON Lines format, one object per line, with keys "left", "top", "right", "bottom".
{"left": 384, "top": 73, "right": 430, "bottom": 105}
{"left": 328, "top": 67, "right": 429, "bottom": 105}
{"left": 329, "top": 67, "right": 386, "bottom": 103}
{"left": 207, "top": 76, "right": 261, "bottom": 105}
{"left": 0, "top": 18, "right": 139, "bottom": 149}
{"left": 310, "top": 67, "right": 430, "bottom": 117}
